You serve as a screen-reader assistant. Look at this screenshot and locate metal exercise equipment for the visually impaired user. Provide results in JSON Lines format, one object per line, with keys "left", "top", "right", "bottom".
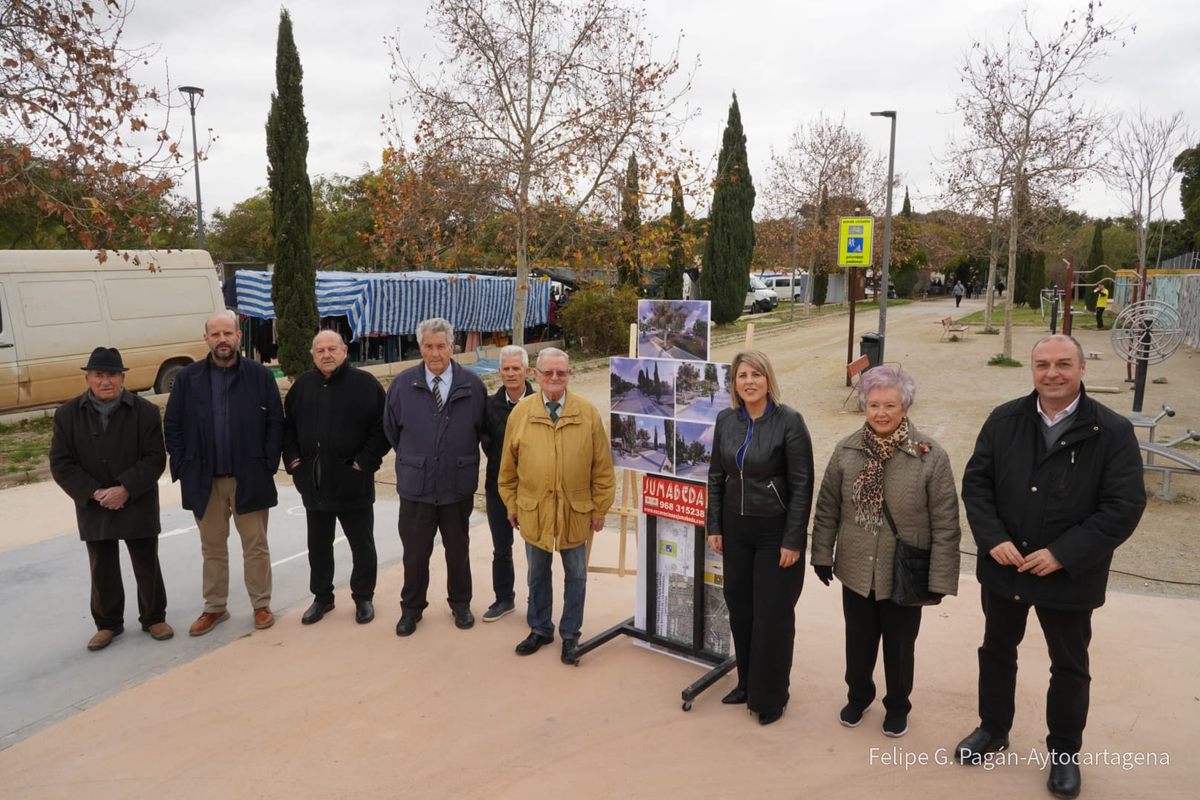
{"left": 1110, "top": 300, "right": 1184, "bottom": 413}
{"left": 1130, "top": 405, "right": 1200, "bottom": 500}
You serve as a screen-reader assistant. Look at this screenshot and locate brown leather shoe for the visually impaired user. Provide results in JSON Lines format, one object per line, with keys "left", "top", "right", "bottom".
{"left": 87, "top": 628, "right": 123, "bottom": 651}
{"left": 189, "top": 610, "right": 230, "bottom": 637}
{"left": 253, "top": 607, "right": 275, "bottom": 630}
{"left": 144, "top": 621, "right": 175, "bottom": 641}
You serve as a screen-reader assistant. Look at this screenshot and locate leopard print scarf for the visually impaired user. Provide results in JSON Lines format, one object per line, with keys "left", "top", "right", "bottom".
{"left": 852, "top": 416, "right": 910, "bottom": 533}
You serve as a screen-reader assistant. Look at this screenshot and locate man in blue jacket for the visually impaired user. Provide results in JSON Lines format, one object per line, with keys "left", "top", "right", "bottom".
{"left": 384, "top": 317, "right": 486, "bottom": 637}
{"left": 955, "top": 335, "right": 1146, "bottom": 800}
{"left": 164, "top": 311, "right": 284, "bottom": 636}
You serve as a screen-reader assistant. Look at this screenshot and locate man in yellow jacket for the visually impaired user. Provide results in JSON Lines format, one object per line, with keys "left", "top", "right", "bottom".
{"left": 1093, "top": 282, "right": 1109, "bottom": 330}
{"left": 499, "top": 348, "right": 615, "bottom": 664}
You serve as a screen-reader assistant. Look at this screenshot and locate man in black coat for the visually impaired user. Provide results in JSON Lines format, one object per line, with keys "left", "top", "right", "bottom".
{"left": 478, "top": 345, "right": 535, "bottom": 622}
{"left": 284, "top": 330, "right": 390, "bottom": 625}
{"left": 956, "top": 335, "right": 1147, "bottom": 800}
{"left": 164, "top": 311, "right": 284, "bottom": 636}
{"left": 49, "top": 347, "right": 169, "bottom": 651}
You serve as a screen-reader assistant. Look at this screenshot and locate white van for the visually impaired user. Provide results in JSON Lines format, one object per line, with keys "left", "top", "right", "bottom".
{"left": 679, "top": 272, "right": 778, "bottom": 314}
{"left": 762, "top": 273, "right": 808, "bottom": 302}
{"left": 0, "top": 250, "right": 224, "bottom": 411}
{"left": 744, "top": 274, "right": 779, "bottom": 314}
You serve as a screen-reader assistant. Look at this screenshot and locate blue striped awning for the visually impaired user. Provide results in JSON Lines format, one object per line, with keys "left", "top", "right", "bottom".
{"left": 234, "top": 271, "right": 550, "bottom": 340}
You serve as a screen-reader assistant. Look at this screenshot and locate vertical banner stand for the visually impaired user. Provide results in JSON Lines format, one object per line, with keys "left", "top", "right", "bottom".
{"left": 574, "top": 325, "right": 758, "bottom": 712}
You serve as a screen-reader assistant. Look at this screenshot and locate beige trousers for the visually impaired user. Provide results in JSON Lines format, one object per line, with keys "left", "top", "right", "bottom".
{"left": 196, "top": 477, "right": 272, "bottom": 612}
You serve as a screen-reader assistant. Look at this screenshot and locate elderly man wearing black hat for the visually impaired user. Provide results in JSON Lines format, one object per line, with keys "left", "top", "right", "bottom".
{"left": 49, "top": 347, "right": 171, "bottom": 651}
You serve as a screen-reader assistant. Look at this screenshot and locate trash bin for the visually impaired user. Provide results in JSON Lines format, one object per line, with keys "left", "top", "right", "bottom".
{"left": 860, "top": 332, "right": 883, "bottom": 368}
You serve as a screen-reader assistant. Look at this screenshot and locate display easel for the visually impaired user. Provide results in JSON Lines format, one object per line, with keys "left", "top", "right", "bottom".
{"left": 575, "top": 322, "right": 760, "bottom": 712}
{"left": 586, "top": 323, "right": 642, "bottom": 577}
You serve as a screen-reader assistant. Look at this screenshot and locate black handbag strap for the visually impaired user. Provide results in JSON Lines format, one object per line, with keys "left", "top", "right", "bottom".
{"left": 881, "top": 500, "right": 901, "bottom": 541}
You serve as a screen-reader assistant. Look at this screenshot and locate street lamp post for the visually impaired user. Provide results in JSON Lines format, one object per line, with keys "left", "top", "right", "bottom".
{"left": 789, "top": 209, "right": 799, "bottom": 321}
{"left": 870, "top": 110, "right": 896, "bottom": 364}
{"left": 179, "top": 86, "right": 206, "bottom": 250}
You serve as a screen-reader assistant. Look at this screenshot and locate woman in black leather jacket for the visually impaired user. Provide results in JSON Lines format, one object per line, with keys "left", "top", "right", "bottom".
{"left": 707, "top": 349, "right": 814, "bottom": 725}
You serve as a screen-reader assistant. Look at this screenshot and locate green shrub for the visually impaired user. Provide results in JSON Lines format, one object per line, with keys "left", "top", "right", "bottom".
{"left": 988, "top": 353, "right": 1022, "bottom": 367}
{"left": 812, "top": 271, "right": 829, "bottom": 307}
{"left": 559, "top": 282, "right": 638, "bottom": 355}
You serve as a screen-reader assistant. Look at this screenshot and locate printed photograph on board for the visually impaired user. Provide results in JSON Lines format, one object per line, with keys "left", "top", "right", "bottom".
{"left": 610, "top": 413, "right": 674, "bottom": 475}
{"left": 675, "top": 361, "right": 731, "bottom": 423}
{"left": 610, "top": 357, "right": 676, "bottom": 419}
{"left": 673, "top": 420, "right": 715, "bottom": 480}
{"left": 637, "top": 299, "right": 710, "bottom": 362}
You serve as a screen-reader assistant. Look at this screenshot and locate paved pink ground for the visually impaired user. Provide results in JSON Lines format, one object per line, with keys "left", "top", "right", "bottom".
{"left": 0, "top": 523, "right": 1193, "bottom": 799}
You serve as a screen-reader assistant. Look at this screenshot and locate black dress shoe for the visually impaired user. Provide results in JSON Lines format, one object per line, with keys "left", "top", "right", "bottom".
{"left": 395, "top": 614, "right": 420, "bottom": 637}
{"left": 515, "top": 631, "right": 554, "bottom": 655}
{"left": 453, "top": 608, "right": 475, "bottom": 630}
{"left": 1047, "top": 754, "right": 1082, "bottom": 799}
{"left": 355, "top": 600, "right": 375, "bottom": 624}
{"left": 759, "top": 707, "right": 786, "bottom": 726}
{"left": 301, "top": 600, "right": 335, "bottom": 625}
{"left": 561, "top": 638, "right": 580, "bottom": 665}
{"left": 955, "top": 727, "right": 1010, "bottom": 764}
{"left": 721, "top": 686, "right": 748, "bottom": 705}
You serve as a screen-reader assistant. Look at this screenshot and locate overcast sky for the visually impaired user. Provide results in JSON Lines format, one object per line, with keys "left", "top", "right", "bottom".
{"left": 124, "top": 0, "right": 1198, "bottom": 225}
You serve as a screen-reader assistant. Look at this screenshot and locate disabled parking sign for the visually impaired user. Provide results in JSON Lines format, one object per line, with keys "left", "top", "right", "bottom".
{"left": 838, "top": 216, "right": 874, "bottom": 267}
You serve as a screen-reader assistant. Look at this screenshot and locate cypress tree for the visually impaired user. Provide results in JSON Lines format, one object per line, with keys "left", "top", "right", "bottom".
{"left": 663, "top": 172, "right": 685, "bottom": 299}
{"left": 1027, "top": 251, "right": 1046, "bottom": 311}
{"left": 901, "top": 187, "right": 912, "bottom": 218}
{"left": 266, "top": 8, "right": 317, "bottom": 377}
{"left": 812, "top": 271, "right": 828, "bottom": 306}
{"left": 618, "top": 153, "right": 642, "bottom": 287}
{"left": 703, "top": 93, "right": 756, "bottom": 324}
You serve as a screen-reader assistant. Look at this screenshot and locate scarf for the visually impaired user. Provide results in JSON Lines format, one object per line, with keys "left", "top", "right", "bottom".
{"left": 852, "top": 416, "right": 910, "bottom": 533}
{"left": 88, "top": 390, "right": 123, "bottom": 432}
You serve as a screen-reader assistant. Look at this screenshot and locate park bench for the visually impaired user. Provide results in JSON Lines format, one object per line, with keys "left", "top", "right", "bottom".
{"left": 941, "top": 316, "right": 970, "bottom": 340}
{"left": 843, "top": 354, "right": 871, "bottom": 408}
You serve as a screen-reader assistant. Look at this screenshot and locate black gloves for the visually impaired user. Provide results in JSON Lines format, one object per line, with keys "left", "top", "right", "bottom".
{"left": 814, "top": 565, "right": 833, "bottom": 586}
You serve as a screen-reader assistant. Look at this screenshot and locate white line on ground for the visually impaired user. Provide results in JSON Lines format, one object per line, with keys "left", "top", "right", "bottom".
{"left": 269, "top": 535, "right": 346, "bottom": 568}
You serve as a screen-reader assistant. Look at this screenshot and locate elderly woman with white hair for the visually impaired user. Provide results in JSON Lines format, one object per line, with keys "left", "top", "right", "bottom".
{"left": 810, "top": 365, "right": 961, "bottom": 739}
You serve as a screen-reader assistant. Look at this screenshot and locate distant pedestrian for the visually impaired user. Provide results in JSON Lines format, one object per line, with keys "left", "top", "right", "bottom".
{"left": 1093, "top": 283, "right": 1109, "bottom": 330}
{"left": 953, "top": 281, "right": 965, "bottom": 308}
{"left": 50, "top": 347, "right": 170, "bottom": 651}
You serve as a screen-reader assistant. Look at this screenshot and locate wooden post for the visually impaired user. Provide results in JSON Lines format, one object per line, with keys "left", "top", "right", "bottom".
{"left": 744, "top": 322, "right": 755, "bottom": 349}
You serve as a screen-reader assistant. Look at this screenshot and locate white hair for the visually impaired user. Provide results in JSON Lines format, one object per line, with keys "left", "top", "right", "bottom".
{"left": 417, "top": 317, "right": 455, "bottom": 345}
{"left": 499, "top": 345, "right": 528, "bottom": 368}
{"left": 537, "top": 347, "right": 569, "bottom": 369}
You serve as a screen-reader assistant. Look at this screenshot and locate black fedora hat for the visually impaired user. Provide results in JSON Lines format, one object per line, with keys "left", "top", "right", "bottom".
{"left": 81, "top": 347, "right": 128, "bottom": 373}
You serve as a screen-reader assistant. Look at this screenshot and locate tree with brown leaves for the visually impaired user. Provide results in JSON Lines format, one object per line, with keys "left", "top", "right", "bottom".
{"left": 1, "top": 0, "right": 185, "bottom": 259}
{"left": 385, "top": 0, "right": 696, "bottom": 344}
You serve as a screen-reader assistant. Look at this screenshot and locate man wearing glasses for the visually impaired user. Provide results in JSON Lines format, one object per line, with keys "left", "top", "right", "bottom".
{"left": 498, "top": 348, "right": 615, "bottom": 664}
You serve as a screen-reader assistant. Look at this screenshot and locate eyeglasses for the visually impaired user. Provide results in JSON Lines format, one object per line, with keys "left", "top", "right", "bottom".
{"left": 538, "top": 369, "right": 570, "bottom": 378}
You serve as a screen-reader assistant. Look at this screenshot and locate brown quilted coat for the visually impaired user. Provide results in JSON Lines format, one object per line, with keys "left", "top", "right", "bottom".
{"left": 810, "top": 423, "right": 962, "bottom": 600}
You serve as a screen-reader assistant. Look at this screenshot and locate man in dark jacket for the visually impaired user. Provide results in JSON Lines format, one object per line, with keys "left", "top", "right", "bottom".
{"left": 164, "top": 311, "right": 284, "bottom": 637}
{"left": 284, "top": 330, "right": 390, "bottom": 626}
{"left": 384, "top": 317, "right": 486, "bottom": 636}
{"left": 478, "top": 345, "right": 535, "bottom": 622}
{"left": 50, "top": 347, "right": 170, "bottom": 651}
{"left": 956, "top": 335, "right": 1146, "bottom": 800}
